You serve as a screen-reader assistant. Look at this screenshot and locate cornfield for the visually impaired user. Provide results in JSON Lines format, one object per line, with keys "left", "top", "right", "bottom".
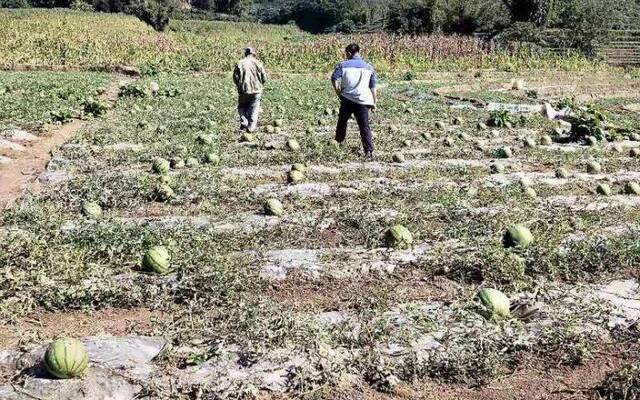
{"left": 0, "top": 9, "right": 592, "bottom": 73}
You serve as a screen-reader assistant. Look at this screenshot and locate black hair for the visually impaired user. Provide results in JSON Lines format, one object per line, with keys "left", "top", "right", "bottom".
{"left": 345, "top": 43, "right": 360, "bottom": 55}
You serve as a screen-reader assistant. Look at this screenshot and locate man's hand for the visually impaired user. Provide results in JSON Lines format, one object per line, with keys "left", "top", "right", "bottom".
{"left": 332, "top": 80, "right": 342, "bottom": 100}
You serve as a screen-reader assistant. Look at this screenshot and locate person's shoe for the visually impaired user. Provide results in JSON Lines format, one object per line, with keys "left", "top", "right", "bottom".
{"left": 365, "top": 151, "right": 374, "bottom": 161}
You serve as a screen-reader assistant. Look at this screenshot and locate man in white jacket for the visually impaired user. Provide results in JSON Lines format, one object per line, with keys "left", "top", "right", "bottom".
{"left": 331, "top": 43, "right": 378, "bottom": 159}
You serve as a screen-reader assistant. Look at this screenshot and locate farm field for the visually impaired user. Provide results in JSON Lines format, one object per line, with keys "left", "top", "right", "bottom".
{"left": 0, "top": 9, "right": 640, "bottom": 400}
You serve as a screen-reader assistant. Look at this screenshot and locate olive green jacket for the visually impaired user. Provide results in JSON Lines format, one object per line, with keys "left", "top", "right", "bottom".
{"left": 233, "top": 56, "right": 267, "bottom": 95}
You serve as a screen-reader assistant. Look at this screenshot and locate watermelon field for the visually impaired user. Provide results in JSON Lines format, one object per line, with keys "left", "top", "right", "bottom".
{"left": 1, "top": 9, "right": 640, "bottom": 400}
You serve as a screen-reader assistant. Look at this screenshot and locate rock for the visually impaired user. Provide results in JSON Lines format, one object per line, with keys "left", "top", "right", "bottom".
{"left": 0, "top": 368, "right": 140, "bottom": 400}
{"left": 486, "top": 102, "right": 544, "bottom": 114}
{"left": 105, "top": 143, "right": 145, "bottom": 152}
{"left": 623, "top": 103, "right": 640, "bottom": 113}
{"left": 1, "top": 128, "right": 37, "bottom": 142}
{"left": 181, "top": 345, "right": 305, "bottom": 393}
{"left": 0, "top": 156, "right": 11, "bottom": 165}
{"left": 597, "top": 280, "right": 640, "bottom": 328}
{"left": 38, "top": 171, "right": 71, "bottom": 184}
{"left": 114, "top": 65, "right": 141, "bottom": 77}
{"left": 261, "top": 249, "right": 321, "bottom": 280}
{"left": 315, "top": 311, "right": 349, "bottom": 326}
{"left": 0, "top": 139, "right": 25, "bottom": 152}
{"left": 46, "top": 157, "right": 71, "bottom": 171}
{"left": 82, "top": 336, "right": 166, "bottom": 379}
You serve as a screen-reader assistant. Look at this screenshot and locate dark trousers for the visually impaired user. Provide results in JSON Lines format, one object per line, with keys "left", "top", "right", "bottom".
{"left": 335, "top": 97, "right": 373, "bottom": 154}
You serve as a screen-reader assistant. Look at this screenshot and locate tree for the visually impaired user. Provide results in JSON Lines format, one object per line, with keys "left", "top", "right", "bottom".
{"left": 386, "top": 0, "right": 439, "bottom": 34}
{"left": 128, "top": 0, "right": 178, "bottom": 31}
{"left": 214, "top": 0, "right": 252, "bottom": 14}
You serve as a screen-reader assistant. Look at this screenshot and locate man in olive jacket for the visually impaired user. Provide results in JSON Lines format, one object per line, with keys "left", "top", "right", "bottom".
{"left": 233, "top": 47, "right": 267, "bottom": 133}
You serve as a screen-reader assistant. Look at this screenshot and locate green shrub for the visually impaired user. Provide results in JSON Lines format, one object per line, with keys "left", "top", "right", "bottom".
{"left": 128, "top": 0, "right": 177, "bottom": 32}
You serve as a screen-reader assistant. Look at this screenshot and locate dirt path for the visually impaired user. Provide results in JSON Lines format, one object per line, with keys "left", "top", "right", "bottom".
{"left": 0, "top": 76, "right": 130, "bottom": 212}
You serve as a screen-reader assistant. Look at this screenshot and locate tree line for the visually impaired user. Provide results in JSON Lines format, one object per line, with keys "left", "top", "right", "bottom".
{"left": 2, "top": 0, "right": 640, "bottom": 55}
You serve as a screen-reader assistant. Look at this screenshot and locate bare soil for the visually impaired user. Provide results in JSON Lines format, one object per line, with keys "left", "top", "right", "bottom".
{"left": 0, "top": 76, "right": 128, "bottom": 213}
{"left": 0, "top": 308, "right": 164, "bottom": 350}
{"left": 267, "top": 269, "right": 467, "bottom": 313}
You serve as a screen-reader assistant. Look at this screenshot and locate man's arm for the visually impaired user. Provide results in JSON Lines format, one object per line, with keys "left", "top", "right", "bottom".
{"left": 332, "top": 79, "right": 342, "bottom": 98}
{"left": 259, "top": 62, "right": 267, "bottom": 84}
{"left": 331, "top": 63, "right": 343, "bottom": 99}
{"left": 369, "top": 67, "right": 378, "bottom": 108}
{"left": 233, "top": 65, "right": 240, "bottom": 86}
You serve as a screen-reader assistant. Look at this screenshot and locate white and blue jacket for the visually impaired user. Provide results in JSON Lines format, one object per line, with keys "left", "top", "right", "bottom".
{"left": 331, "top": 55, "right": 378, "bottom": 106}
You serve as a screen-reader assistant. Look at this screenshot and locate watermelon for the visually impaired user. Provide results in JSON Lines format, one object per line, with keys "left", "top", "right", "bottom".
{"left": 385, "top": 225, "right": 413, "bottom": 249}
{"left": 524, "top": 137, "right": 537, "bottom": 148}
{"left": 625, "top": 182, "right": 640, "bottom": 195}
{"left": 291, "top": 163, "right": 307, "bottom": 173}
{"left": 240, "top": 133, "right": 255, "bottom": 143}
{"left": 503, "top": 224, "right": 533, "bottom": 248}
{"left": 143, "top": 246, "right": 171, "bottom": 274}
{"left": 392, "top": 152, "right": 405, "bottom": 163}
{"left": 204, "top": 153, "right": 220, "bottom": 165}
{"left": 197, "top": 134, "right": 214, "bottom": 145}
{"left": 490, "top": 163, "right": 505, "bottom": 174}
{"left": 264, "top": 198, "right": 284, "bottom": 216}
{"left": 185, "top": 157, "right": 199, "bottom": 168}
{"left": 81, "top": 201, "right": 102, "bottom": 218}
{"left": 286, "top": 139, "right": 301, "bottom": 151}
{"left": 524, "top": 187, "right": 537, "bottom": 198}
{"left": 170, "top": 158, "right": 185, "bottom": 170}
{"left": 477, "top": 288, "right": 511, "bottom": 319}
{"left": 555, "top": 168, "right": 570, "bottom": 179}
{"left": 158, "top": 175, "right": 173, "bottom": 185}
{"left": 288, "top": 170, "right": 304, "bottom": 184}
{"left": 587, "top": 161, "right": 602, "bottom": 174}
{"left": 155, "top": 184, "right": 175, "bottom": 202}
{"left": 152, "top": 158, "right": 170, "bottom": 174}
{"left": 495, "top": 146, "right": 512, "bottom": 159}
{"left": 597, "top": 183, "right": 612, "bottom": 196}
{"left": 44, "top": 338, "right": 89, "bottom": 379}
